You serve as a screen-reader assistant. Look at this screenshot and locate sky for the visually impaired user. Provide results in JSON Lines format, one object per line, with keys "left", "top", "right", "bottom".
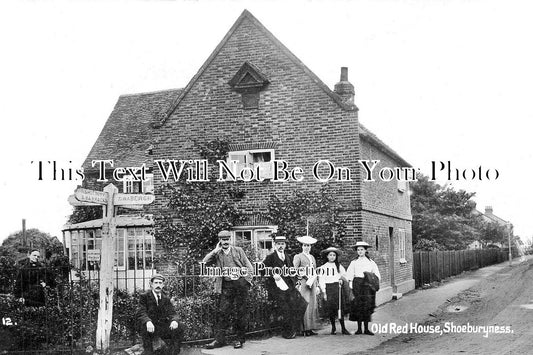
{"left": 0, "top": 0, "right": 532, "bottom": 245}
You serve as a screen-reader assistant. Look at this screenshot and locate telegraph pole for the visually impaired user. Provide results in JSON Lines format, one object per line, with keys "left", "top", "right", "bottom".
{"left": 507, "top": 222, "right": 512, "bottom": 266}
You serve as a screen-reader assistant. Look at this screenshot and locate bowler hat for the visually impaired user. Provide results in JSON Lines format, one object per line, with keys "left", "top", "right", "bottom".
{"left": 150, "top": 273, "right": 165, "bottom": 282}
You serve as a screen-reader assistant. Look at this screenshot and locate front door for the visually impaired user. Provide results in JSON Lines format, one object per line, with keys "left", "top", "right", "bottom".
{"left": 389, "top": 227, "right": 396, "bottom": 292}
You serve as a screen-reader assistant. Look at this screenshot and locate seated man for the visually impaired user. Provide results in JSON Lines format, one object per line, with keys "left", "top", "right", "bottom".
{"left": 136, "top": 274, "right": 184, "bottom": 355}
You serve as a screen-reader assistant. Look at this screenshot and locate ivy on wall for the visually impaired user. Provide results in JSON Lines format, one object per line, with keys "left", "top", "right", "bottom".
{"left": 266, "top": 186, "right": 347, "bottom": 261}
{"left": 155, "top": 139, "right": 246, "bottom": 263}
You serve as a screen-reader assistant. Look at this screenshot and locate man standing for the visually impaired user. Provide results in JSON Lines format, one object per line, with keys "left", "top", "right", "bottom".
{"left": 203, "top": 230, "right": 253, "bottom": 349}
{"left": 14, "top": 249, "right": 48, "bottom": 307}
{"left": 262, "top": 235, "right": 305, "bottom": 339}
{"left": 136, "top": 274, "right": 183, "bottom": 355}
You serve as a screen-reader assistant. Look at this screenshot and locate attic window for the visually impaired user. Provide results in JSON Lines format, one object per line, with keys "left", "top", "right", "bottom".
{"left": 229, "top": 62, "right": 269, "bottom": 110}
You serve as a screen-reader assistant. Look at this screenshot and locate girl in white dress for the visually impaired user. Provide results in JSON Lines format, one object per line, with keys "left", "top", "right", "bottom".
{"left": 317, "top": 247, "right": 351, "bottom": 335}
{"left": 345, "top": 241, "right": 381, "bottom": 335}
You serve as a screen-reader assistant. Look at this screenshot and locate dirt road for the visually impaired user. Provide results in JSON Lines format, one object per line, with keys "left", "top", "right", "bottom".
{"left": 352, "top": 258, "right": 533, "bottom": 355}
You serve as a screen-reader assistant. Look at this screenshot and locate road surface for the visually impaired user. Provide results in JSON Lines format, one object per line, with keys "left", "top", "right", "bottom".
{"left": 353, "top": 257, "right": 533, "bottom": 355}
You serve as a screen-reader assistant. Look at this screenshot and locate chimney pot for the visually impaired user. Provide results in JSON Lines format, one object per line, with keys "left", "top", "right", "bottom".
{"left": 340, "top": 67, "right": 349, "bottom": 81}
{"left": 334, "top": 67, "right": 355, "bottom": 104}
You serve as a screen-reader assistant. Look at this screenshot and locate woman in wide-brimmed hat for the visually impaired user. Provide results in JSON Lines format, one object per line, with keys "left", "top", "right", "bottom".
{"left": 292, "top": 235, "right": 320, "bottom": 336}
{"left": 317, "top": 247, "right": 351, "bottom": 335}
{"left": 345, "top": 241, "right": 381, "bottom": 335}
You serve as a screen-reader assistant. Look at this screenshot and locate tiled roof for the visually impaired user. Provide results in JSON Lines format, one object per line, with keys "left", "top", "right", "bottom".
{"left": 359, "top": 123, "right": 411, "bottom": 167}
{"left": 82, "top": 89, "right": 182, "bottom": 171}
{"left": 85, "top": 90, "right": 409, "bottom": 171}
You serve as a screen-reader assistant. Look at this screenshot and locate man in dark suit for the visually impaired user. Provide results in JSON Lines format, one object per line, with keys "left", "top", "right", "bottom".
{"left": 136, "top": 274, "right": 183, "bottom": 355}
{"left": 203, "top": 230, "right": 253, "bottom": 350}
{"left": 14, "top": 249, "right": 50, "bottom": 307}
{"left": 262, "top": 235, "right": 305, "bottom": 339}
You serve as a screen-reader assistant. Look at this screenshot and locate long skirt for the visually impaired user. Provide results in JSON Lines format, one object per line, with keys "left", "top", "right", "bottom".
{"left": 349, "top": 277, "right": 376, "bottom": 322}
{"left": 298, "top": 280, "right": 320, "bottom": 330}
{"left": 324, "top": 282, "right": 349, "bottom": 318}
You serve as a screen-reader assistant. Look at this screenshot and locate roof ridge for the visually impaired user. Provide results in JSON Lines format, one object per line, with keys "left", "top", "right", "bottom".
{"left": 152, "top": 9, "right": 357, "bottom": 128}
{"left": 359, "top": 122, "right": 411, "bottom": 167}
{"left": 119, "top": 88, "right": 183, "bottom": 98}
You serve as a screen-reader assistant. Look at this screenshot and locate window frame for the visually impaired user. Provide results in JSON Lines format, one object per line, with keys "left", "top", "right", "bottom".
{"left": 398, "top": 228, "right": 407, "bottom": 264}
{"left": 226, "top": 149, "right": 275, "bottom": 181}
{"left": 231, "top": 226, "right": 277, "bottom": 260}
{"left": 123, "top": 173, "right": 154, "bottom": 194}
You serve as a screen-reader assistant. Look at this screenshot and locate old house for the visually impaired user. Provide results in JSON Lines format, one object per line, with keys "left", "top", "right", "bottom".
{"left": 63, "top": 10, "right": 414, "bottom": 303}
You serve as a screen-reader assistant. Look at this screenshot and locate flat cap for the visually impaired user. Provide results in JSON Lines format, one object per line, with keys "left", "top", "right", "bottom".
{"left": 218, "top": 230, "right": 231, "bottom": 238}
{"left": 150, "top": 273, "right": 165, "bottom": 282}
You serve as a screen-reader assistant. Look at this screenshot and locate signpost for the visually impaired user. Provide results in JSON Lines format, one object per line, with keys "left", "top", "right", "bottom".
{"left": 69, "top": 184, "right": 154, "bottom": 352}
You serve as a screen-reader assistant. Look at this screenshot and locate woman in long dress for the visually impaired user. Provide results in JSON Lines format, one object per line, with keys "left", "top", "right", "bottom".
{"left": 293, "top": 235, "right": 320, "bottom": 336}
{"left": 345, "top": 241, "right": 381, "bottom": 335}
{"left": 317, "top": 247, "right": 351, "bottom": 335}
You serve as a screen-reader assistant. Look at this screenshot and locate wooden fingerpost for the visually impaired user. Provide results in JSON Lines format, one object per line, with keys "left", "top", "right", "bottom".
{"left": 96, "top": 183, "right": 118, "bottom": 352}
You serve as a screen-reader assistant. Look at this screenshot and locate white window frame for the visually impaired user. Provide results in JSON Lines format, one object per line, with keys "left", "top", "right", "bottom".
{"left": 123, "top": 227, "right": 155, "bottom": 271}
{"left": 397, "top": 179, "right": 407, "bottom": 193}
{"left": 123, "top": 173, "right": 154, "bottom": 194}
{"left": 231, "top": 226, "right": 277, "bottom": 260}
{"left": 398, "top": 228, "right": 407, "bottom": 264}
{"left": 227, "top": 149, "right": 275, "bottom": 180}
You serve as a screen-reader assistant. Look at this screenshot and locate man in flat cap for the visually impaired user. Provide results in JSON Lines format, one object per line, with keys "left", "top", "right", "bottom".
{"left": 136, "top": 274, "right": 183, "bottom": 354}
{"left": 203, "top": 230, "right": 253, "bottom": 349}
{"left": 262, "top": 235, "right": 305, "bottom": 339}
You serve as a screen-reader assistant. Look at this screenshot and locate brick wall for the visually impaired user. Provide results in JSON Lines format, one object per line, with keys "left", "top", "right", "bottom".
{"left": 151, "top": 16, "right": 361, "bottom": 239}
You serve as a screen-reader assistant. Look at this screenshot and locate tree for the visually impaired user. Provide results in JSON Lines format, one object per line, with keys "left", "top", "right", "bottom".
{"left": 68, "top": 205, "right": 103, "bottom": 224}
{"left": 410, "top": 174, "right": 481, "bottom": 250}
{"left": 1, "top": 228, "right": 64, "bottom": 261}
{"left": 480, "top": 221, "right": 508, "bottom": 247}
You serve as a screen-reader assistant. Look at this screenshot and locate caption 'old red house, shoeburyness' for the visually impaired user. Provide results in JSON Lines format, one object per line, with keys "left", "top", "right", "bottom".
{"left": 63, "top": 10, "right": 415, "bottom": 304}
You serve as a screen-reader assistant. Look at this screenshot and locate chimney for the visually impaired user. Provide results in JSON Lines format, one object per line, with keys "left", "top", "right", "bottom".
{"left": 485, "top": 206, "right": 493, "bottom": 215}
{"left": 334, "top": 67, "right": 355, "bottom": 104}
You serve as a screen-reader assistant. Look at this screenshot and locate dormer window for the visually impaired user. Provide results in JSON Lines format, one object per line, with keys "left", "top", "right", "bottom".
{"left": 229, "top": 62, "right": 269, "bottom": 109}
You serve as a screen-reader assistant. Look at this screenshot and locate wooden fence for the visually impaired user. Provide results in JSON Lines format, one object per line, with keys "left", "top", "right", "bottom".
{"left": 412, "top": 248, "right": 513, "bottom": 288}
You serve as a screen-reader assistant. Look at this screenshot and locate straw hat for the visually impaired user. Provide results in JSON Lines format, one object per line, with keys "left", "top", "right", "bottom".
{"left": 354, "top": 241, "right": 371, "bottom": 249}
{"left": 321, "top": 246, "right": 342, "bottom": 255}
{"left": 296, "top": 235, "right": 317, "bottom": 244}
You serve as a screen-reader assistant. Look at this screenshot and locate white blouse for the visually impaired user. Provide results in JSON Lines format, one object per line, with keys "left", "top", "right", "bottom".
{"left": 345, "top": 257, "right": 381, "bottom": 281}
{"left": 317, "top": 262, "right": 346, "bottom": 292}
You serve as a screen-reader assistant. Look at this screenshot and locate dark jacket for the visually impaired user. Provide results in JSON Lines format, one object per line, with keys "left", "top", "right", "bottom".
{"left": 363, "top": 271, "right": 380, "bottom": 292}
{"left": 14, "top": 259, "right": 49, "bottom": 306}
{"left": 136, "top": 290, "right": 179, "bottom": 328}
{"left": 202, "top": 245, "right": 253, "bottom": 293}
{"left": 262, "top": 251, "right": 296, "bottom": 298}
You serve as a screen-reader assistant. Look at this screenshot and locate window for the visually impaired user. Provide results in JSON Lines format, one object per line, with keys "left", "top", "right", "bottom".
{"left": 255, "top": 230, "right": 274, "bottom": 260}
{"left": 123, "top": 173, "right": 154, "bottom": 194}
{"left": 232, "top": 227, "right": 276, "bottom": 260}
{"left": 227, "top": 149, "right": 275, "bottom": 180}
{"left": 68, "top": 229, "right": 101, "bottom": 270}
{"left": 397, "top": 180, "right": 407, "bottom": 193}
{"left": 235, "top": 230, "right": 252, "bottom": 245}
{"left": 69, "top": 227, "right": 155, "bottom": 271}
{"left": 398, "top": 228, "right": 407, "bottom": 263}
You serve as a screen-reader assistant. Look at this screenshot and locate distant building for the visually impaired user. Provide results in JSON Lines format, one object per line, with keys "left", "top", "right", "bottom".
{"left": 468, "top": 206, "right": 513, "bottom": 249}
